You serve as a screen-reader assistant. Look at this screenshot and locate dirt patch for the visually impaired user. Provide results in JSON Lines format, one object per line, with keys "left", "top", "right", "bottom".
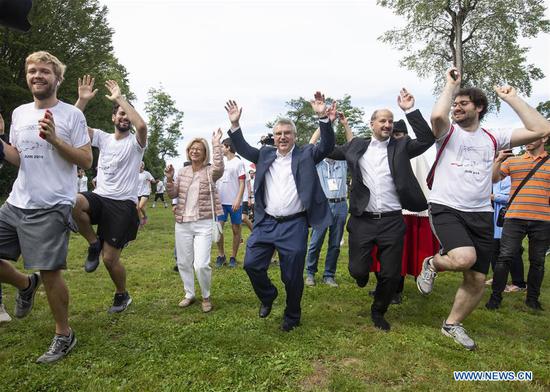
{"left": 301, "top": 360, "right": 329, "bottom": 391}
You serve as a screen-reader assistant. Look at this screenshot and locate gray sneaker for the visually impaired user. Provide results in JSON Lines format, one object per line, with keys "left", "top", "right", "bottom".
{"left": 108, "top": 292, "right": 132, "bottom": 313}
{"left": 441, "top": 321, "right": 476, "bottom": 350}
{"left": 323, "top": 277, "right": 339, "bottom": 287}
{"left": 305, "top": 275, "right": 315, "bottom": 286}
{"left": 416, "top": 257, "right": 437, "bottom": 295}
{"left": 36, "top": 330, "right": 77, "bottom": 364}
{"left": 15, "top": 272, "right": 41, "bottom": 318}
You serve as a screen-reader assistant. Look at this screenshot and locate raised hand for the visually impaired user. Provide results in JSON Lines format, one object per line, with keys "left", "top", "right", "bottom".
{"left": 494, "top": 85, "right": 517, "bottom": 101}
{"left": 105, "top": 80, "right": 122, "bottom": 102}
{"left": 0, "top": 113, "right": 4, "bottom": 136}
{"left": 78, "top": 75, "right": 98, "bottom": 102}
{"left": 446, "top": 67, "right": 461, "bottom": 86}
{"left": 397, "top": 88, "right": 415, "bottom": 111}
{"left": 164, "top": 164, "right": 175, "bottom": 179}
{"left": 337, "top": 112, "right": 348, "bottom": 126}
{"left": 310, "top": 91, "right": 328, "bottom": 117}
{"left": 326, "top": 102, "right": 338, "bottom": 122}
{"left": 212, "top": 127, "right": 223, "bottom": 144}
{"left": 225, "top": 100, "right": 242, "bottom": 127}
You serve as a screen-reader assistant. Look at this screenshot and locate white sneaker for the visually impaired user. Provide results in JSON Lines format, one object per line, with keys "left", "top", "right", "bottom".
{"left": 0, "top": 304, "right": 12, "bottom": 323}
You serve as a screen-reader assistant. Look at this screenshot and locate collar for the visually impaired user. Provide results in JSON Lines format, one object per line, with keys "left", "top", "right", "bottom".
{"left": 523, "top": 151, "right": 548, "bottom": 161}
{"left": 370, "top": 137, "right": 390, "bottom": 148}
{"left": 276, "top": 145, "right": 295, "bottom": 158}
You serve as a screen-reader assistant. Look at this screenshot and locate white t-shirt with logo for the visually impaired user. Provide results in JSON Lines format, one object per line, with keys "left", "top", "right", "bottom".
{"left": 78, "top": 175, "right": 88, "bottom": 192}
{"left": 137, "top": 170, "right": 154, "bottom": 196}
{"left": 92, "top": 129, "right": 145, "bottom": 203}
{"left": 216, "top": 157, "right": 245, "bottom": 205}
{"left": 429, "top": 124, "right": 513, "bottom": 212}
{"left": 7, "top": 101, "right": 89, "bottom": 208}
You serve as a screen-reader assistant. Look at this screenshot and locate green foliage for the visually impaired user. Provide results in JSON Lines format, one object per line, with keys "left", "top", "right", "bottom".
{"left": 0, "top": 0, "right": 131, "bottom": 195}
{"left": 0, "top": 205, "right": 549, "bottom": 391}
{"left": 267, "top": 95, "right": 370, "bottom": 146}
{"left": 377, "top": 0, "right": 550, "bottom": 110}
{"left": 143, "top": 87, "right": 184, "bottom": 179}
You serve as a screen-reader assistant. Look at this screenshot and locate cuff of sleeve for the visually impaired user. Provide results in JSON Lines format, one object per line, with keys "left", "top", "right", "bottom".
{"left": 404, "top": 108, "right": 416, "bottom": 114}
{"left": 319, "top": 117, "right": 329, "bottom": 123}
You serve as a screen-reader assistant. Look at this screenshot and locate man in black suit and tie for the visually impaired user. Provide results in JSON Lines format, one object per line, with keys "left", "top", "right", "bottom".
{"left": 226, "top": 92, "right": 335, "bottom": 331}
{"left": 330, "top": 88, "right": 434, "bottom": 331}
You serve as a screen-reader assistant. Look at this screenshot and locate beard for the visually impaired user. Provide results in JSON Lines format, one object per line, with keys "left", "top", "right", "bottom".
{"left": 115, "top": 122, "right": 132, "bottom": 132}
{"left": 31, "top": 83, "right": 56, "bottom": 101}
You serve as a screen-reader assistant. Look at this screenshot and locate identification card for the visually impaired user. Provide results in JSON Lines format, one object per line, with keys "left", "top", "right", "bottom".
{"left": 327, "top": 178, "right": 338, "bottom": 191}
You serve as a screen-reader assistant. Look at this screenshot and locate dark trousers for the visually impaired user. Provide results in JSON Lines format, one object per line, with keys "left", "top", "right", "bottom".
{"left": 491, "top": 239, "right": 525, "bottom": 288}
{"left": 348, "top": 213, "right": 406, "bottom": 314}
{"left": 244, "top": 215, "right": 308, "bottom": 324}
{"left": 491, "top": 218, "right": 550, "bottom": 302}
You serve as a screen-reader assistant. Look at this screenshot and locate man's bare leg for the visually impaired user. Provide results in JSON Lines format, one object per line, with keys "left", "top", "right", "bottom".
{"left": 446, "top": 269, "right": 486, "bottom": 324}
{"left": 102, "top": 243, "right": 125, "bottom": 293}
{"left": 71, "top": 194, "right": 97, "bottom": 244}
{"left": 40, "top": 270, "right": 70, "bottom": 335}
{"left": 0, "top": 259, "right": 30, "bottom": 289}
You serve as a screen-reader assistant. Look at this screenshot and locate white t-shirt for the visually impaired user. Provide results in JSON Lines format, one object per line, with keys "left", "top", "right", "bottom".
{"left": 137, "top": 170, "right": 154, "bottom": 196}
{"left": 92, "top": 129, "right": 145, "bottom": 203}
{"left": 155, "top": 180, "right": 165, "bottom": 194}
{"left": 78, "top": 175, "right": 88, "bottom": 192}
{"left": 216, "top": 156, "right": 245, "bottom": 205}
{"left": 429, "top": 124, "right": 512, "bottom": 212}
{"left": 242, "top": 172, "right": 250, "bottom": 202}
{"left": 7, "top": 101, "right": 89, "bottom": 208}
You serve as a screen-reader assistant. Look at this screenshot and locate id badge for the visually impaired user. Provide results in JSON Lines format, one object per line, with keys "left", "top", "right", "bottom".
{"left": 327, "top": 178, "right": 338, "bottom": 191}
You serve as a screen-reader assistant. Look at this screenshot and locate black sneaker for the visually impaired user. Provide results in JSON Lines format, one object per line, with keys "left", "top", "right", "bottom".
{"left": 84, "top": 241, "right": 102, "bottom": 273}
{"left": 215, "top": 255, "right": 226, "bottom": 268}
{"left": 36, "top": 330, "right": 77, "bottom": 364}
{"left": 15, "top": 272, "right": 41, "bottom": 318}
{"left": 108, "top": 292, "right": 132, "bottom": 313}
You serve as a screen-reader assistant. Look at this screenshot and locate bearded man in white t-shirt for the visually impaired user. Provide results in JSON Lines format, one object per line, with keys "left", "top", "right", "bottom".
{"left": 73, "top": 75, "right": 148, "bottom": 314}
{"left": 0, "top": 51, "right": 92, "bottom": 363}
{"left": 416, "top": 68, "right": 550, "bottom": 350}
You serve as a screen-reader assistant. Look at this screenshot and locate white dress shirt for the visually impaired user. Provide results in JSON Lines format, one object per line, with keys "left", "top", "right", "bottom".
{"left": 358, "top": 137, "right": 402, "bottom": 212}
{"left": 264, "top": 146, "right": 305, "bottom": 217}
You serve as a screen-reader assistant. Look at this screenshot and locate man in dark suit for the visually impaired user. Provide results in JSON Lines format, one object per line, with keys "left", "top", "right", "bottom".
{"left": 226, "top": 92, "right": 335, "bottom": 331}
{"left": 329, "top": 88, "right": 434, "bottom": 331}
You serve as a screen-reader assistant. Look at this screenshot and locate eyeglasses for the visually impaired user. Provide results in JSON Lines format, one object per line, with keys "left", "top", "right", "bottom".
{"left": 451, "top": 100, "right": 473, "bottom": 108}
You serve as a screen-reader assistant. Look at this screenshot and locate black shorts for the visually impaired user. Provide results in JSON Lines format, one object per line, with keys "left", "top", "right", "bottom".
{"left": 154, "top": 193, "right": 165, "bottom": 202}
{"left": 242, "top": 201, "right": 249, "bottom": 215}
{"left": 82, "top": 192, "right": 139, "bottom": 249}
{"left": 428, "top": 203, "right": 493, "bottom": 274}
{"left": 138, "top": 195, "right": 149, "bottom": 200}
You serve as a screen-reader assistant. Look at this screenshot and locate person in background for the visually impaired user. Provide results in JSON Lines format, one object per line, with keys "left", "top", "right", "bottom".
{"left": 77, "top": 168, "right": 88, "bottom": 193}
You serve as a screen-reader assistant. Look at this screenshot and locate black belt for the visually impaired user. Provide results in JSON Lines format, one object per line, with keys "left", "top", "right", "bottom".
{"left": 362, "top": 210, "right": 402, "bottom": 219}
{"left": 266, "top": 211, "right": 307, "bottom": 222}
{"left": 327, "top": 197, "right": 346, "bottom": 203}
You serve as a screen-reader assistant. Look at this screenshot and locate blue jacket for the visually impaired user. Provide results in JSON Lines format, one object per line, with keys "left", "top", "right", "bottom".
{"left": 228, "top": 119, "right": 335, "bottom": 229}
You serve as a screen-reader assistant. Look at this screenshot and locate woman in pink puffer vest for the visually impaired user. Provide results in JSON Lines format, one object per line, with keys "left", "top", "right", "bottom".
{"left": 165, "top": 129, "right": 224, "bottom": 312}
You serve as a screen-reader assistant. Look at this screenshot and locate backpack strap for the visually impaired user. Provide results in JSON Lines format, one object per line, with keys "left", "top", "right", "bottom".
{"left": 426, "top": 125, "right": 454, "bottom": 190}
{"left": 481, "top": 128, "right": 497, "bottom": 158}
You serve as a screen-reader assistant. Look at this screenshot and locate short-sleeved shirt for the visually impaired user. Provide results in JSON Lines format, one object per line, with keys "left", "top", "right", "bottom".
{"left": 429, "top": 124, "right": 513, "bottom": 212}
{"left": 78, "top": 175, "right": 88, "bottom": 192}
{"left": 500, "top": 152, "right": 549, "bottom": 222}
{"left": 316, "top": 158, "right": 347, "bottom": 199}
{"left": 216, "top": 156, "right": 245, "bottom": 205}
{"left": 92, "top": 129, "right": 145, "bottom": 203}
{"left": 137, "top": 170, "right": 154, "bottom": 196}
{"left": 7, "top": 101, "right": 89, "bottom": 208}
{"left": 155, "top": 180, "right": 165, "bottom": 193}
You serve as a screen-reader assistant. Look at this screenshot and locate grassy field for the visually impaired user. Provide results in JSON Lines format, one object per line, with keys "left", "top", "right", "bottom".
{"left": 0, "top": 202, "right": 549, "bottom": 391}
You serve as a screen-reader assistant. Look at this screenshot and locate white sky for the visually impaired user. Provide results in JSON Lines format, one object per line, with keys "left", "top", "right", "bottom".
{"left": 100, "top": 0, "right": 550, "bottom": 169}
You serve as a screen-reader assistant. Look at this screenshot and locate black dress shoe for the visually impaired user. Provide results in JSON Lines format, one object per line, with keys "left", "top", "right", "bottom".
{"left": 371, "top": 311, "right": 390, "bottom": 331}
{"left": 525, "top": 299, "right": 543, "bottom": 311}
{"left": 485, "top": 296, "right": 501, "bottom": 310}
{"left": 368, "top": 289, "right": 376, "bottom": 297}
{"left": 356, "top": 278, "right": 368, "bottom": 288}
{"left": 391, "top": 292, "right": 403, "bottom": 305}
{"left": 259, "top": 303, "right": 272, "bottom": 318}
{"left": 281, "top": 319, "right": 300, "bottom": 332}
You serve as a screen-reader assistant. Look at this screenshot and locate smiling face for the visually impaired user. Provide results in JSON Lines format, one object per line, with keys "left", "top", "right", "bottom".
{"left": 451, "top": 95, "right": 482, "bottom": 128}
{"left": 274, "top": 123, "right": 296, "bottom": 155}
{"left": 112, "top": 106, "right": 132, "bottom": 132}
{"left": 188, "top": 141, "right": 206, "bottom": 164}
{"left": 370, "top": 109, "right": 393, "bottom": 141}
{"left": 26, "top": 62, "right": 58, "bottom": 100}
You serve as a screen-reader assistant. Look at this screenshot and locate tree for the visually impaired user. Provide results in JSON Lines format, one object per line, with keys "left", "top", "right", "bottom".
{"left": 0, "top": 0, "right": 131, "bottom": 195}
{"left": 143, "top": 86, "right": 184, "bottom": 179}
{"left": 267, "top": 94, "right": 370, "bottom": 145}
{"left": 377, "top": 0, "right": 550, "bottom": 110}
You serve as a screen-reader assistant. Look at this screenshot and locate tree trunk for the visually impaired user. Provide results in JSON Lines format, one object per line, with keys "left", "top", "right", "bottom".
{"left": 454, "top": 14, "right": 464, "bottom": 81}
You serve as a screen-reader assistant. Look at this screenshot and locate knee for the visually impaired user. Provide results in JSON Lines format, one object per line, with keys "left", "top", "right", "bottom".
{"left": 450, "top": 251, "right": 477, "bottom": 270}
{"left": 464, "top": 271, "right": 486, "bottom": 290}
{"left": 39, "top": 270, "right": 62, "bottom": 287}
{"left": 232, "top": 225, "right": 241, "bottom": 235}
{"left": 102, "top": 256, "right": 118, "bottom": 269}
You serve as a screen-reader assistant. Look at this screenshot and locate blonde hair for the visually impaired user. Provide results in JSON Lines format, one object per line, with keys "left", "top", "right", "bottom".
{"left": 25, "top": 51, "right": 66, "bottom": 83}
{"left": 186, "top": 138, "right": 211, "bottom": 166}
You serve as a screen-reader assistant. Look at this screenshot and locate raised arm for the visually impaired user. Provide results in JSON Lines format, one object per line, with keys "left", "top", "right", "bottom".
{"left": 211, "top": 128, "right": 225, "bottom": 181}
{"left": 397, "top": 88, "right": 435, "bottom": 157}
{"left": 75, "top": 75, "right": 99, "bottom": 141}
{"left": 310, "top": 91, "right": 336, "bottom": 163}
{"left": 338, "top": 112, "right": 354, "bottom": 142}
{"left": 494, "top": 86, "right": 550, "bottom": 148}
{"left": 431, "top": 68, "right": 461, "bottom": 139}
{"left": 225, "top": 100, "right": 260, "bottom": 163}
{"left": 309, "top": 128, "right": 321, "bottom": 145}
{"left": 105, "top": 80, "right": 148, "bottom": 147}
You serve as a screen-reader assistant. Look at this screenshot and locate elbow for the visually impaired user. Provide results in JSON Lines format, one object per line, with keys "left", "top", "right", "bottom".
{"left": 81, "top": 155, "right": 93, "bottom": 170}
{"left": 137, "top": 124, "right": 148, "bottom": 134}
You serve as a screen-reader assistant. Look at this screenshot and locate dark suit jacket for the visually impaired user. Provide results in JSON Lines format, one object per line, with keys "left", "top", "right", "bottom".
{"left": 329, "top": 109, "right": 434, "bottom": 216}
{"left": 229, "top": 120, "right": 335, "bottom": 229}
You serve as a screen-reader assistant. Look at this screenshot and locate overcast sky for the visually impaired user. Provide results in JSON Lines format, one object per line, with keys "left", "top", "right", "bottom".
{"left": 100, "top": 0, "right": 550, "bottom": 169}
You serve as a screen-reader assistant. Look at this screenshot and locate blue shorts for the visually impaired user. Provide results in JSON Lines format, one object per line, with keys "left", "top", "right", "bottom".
{"left": 218, "top": 204, "right": 243, "bottom": 224}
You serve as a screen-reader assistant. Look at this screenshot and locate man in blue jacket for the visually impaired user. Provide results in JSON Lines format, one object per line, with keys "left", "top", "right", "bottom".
{"left": 226, "top": 92, "right": 335, "bottom": 331}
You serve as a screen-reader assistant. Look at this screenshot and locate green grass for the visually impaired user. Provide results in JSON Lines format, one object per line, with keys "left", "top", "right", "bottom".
{"left": 0, "top": 203, "right": 549, "bottom": 391}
